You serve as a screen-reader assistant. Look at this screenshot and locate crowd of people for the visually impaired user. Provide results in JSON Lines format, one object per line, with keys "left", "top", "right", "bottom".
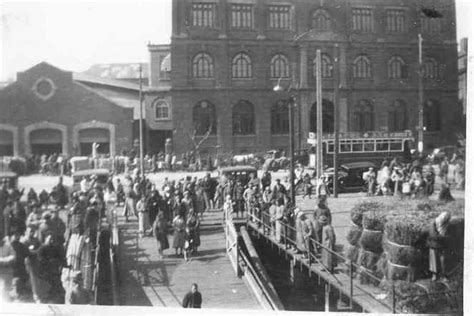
{"left": 363, "top": 155, "right": 464, "bottom": 200}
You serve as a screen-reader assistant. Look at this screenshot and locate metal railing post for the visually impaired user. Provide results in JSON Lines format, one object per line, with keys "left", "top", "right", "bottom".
{"left": 392, "top": 282, "right": 396, "bottom": 313}
{"left": 284, "top": 222, "right": 288, "bottom": 249}
{"left": 349, "top": 260, "right": 353, "bottom": 310}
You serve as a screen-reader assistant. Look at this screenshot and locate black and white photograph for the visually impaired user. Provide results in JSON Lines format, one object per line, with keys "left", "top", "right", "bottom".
{"left": 0, "top": 0, "right": 472, "bottom": 314}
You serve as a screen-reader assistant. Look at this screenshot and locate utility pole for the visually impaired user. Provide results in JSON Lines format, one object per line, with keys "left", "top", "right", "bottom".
{"left": 417, "top": 33, "right": 424, "bottom": 154}
{"left": 315, "top": 50, "right": 323, "bottom": 179}
{"left": 288, "top": 96, "right": 295, "bottom": 205}
{"left": 139, "top": 64, "right": 144, "bottom": 178}
{"left": 333, "top": 45, "right": 340, "bottom": 198}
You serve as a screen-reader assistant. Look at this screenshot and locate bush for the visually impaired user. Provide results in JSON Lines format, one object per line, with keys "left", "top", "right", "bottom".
{"left": 346, "top": 224, "right": 363, "bottom": 246}
{"left": 359, "top": 229, "right": 384, "bottom": 253}
{"left": 350, "top": 201, "right": 385, "bottom": 226}
{"left": 357, "top": 249, "right": 381, "bottom": 285}
{"left": 362, "top": 210, "right": 385, "bottom": 231}
{"left": 384, "top": 214, "right": 427, "bottom": 247}
{"left": 384, "top": 239, "right": 421, "bottom": 267}
{"left": 345, "top": 244, "right": 360, "bottom": 263}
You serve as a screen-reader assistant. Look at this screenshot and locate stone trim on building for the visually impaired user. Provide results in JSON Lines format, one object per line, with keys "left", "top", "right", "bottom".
{"left": 0, "top": 123, "right": 19, "bottom": 156}
{"left": 72, "top": 121, "right": 116, "bottom": 156}
{"left": 24, "top": 122, "right": 68, "bottom": 155}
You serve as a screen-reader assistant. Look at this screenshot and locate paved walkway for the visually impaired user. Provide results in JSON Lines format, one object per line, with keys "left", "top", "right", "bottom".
{"left": 117, "top": 207, "right": 261, "bottom": 309}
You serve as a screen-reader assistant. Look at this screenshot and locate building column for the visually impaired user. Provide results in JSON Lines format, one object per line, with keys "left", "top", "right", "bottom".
{"left": 299, "top": 45, "right": 308, "bottom": 89}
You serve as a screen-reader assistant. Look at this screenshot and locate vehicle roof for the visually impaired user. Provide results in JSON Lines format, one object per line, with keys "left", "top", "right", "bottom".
{"left": 0, "top": 171, "right": 18, "bottom": 178}
{"left": 218, "top": 165, "right": 257, "bottom": 173}
{"left": 72, "top": 168, "right": 110, "bottom": 176}
{"left": 341, "top": 162, "right": 377, "bottom": 169}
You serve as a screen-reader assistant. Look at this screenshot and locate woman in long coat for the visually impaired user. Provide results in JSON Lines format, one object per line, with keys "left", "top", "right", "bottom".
{"left": 172, "top": 212, "right": 186, "bottom": 256}
{"left": 185, "top": 209, "right": 201, "bottom": 254}
{"left": 153, "top": 211, "right": 169, "bottom": 258}
{"left": 320, "top": 215, "right": 337, "bottom": 273}
{"left": 295, "top": 210, "right": 312, "bottom": 256}
{"left": 272, "top": 199, "right": 285, "bottom": 243}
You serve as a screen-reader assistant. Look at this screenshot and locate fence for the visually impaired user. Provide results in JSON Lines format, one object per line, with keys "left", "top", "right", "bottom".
{"left": 246, "top": 209, "right": 461, "bottom": 314}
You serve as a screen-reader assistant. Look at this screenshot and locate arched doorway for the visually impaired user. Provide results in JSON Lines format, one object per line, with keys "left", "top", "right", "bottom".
{"left": 310, "top": 99, "right": 334, "bottom": 133}
{"left": 78, "top": 128, "right": 110, "bottom": 155}
{"left": 0, "top": 130, "right": 13, "bottom": 156}
{"left": 30, "top": 128, "right": 63, "bottom": 155}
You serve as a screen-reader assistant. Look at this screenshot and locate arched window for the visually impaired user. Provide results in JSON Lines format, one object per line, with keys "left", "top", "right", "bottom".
{"left": 388, "top": 99, "right": 407, "bottom": 131}
{"left": 423, "top": 58, "right": 439, "bottom": 79}
{"left": 232, "top": 52, "right": 252, "bottom": 79}
{"left": 271, "top": 100, "right": 289, "bottom": 135}
{"left": 353, "top": 100, "right": 374, "bottom": 132}
{"left": 232, "top": 100, "right": 255, "bottom": 135}
{"left": 311, "top": 9, "right": 331, "bottom": 30}
{"left": 314, "top": 53, "right": 333, "bottom": 78}
{"left": 193, "top": 100, "right": 217, "bottom": 135}
{"left": 192, "top": 52, "right": 214, "bottom": 78}
{"left": 270, "top": 54, "right": 290, "bottom": 79}
{"left": 424, "top": 99, "right": 441, "bottom": 131}
{"left": 153, "top": 99, "right": 170, "bottom": 120}
{"left": 310, "top": 100, "right": 334, "bottom": 133}
{"left": 353, "top": 55, "right": 372, "bottom": 78}
{"left": 388, "top": 56, "right": 406, "bottom": 79}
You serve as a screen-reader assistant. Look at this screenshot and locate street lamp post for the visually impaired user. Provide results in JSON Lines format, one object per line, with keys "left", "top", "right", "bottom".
{"left": 417, "top": 33, "right": 424, "bottom": 155}
{"left": 315, "top": 50, "right": 323, "bottom": 179}
{"left": 273, "top": 80, "right": 296, "bottom": 206}
{"left": 138, "top": 64, "right": 145, "bottom": 178}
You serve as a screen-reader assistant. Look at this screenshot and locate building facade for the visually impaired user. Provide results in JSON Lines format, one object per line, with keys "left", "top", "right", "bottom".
{"left": 146, "top": 0, "right": 460, "bottom": 156}
{"left": 0, "top": 62, "right": 134, "bottom": 157}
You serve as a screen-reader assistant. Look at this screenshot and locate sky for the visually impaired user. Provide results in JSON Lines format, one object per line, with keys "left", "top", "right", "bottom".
{"left": 0, "top": 0, "right": 472, "bottom": 81}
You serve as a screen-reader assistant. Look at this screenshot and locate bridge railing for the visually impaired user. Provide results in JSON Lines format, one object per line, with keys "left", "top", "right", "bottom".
{"left": 247, "top": 209, "right": 394, "bottom": 312}
{"left": 247, "top": 209, "right": 463, "bottom": 314}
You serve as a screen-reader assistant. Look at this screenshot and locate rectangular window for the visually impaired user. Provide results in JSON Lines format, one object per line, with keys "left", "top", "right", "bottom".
{"left": 269, "top": 5, "right": 292, "bottom": 29}
{"left": 231, "top": 4, "right": 253, "bottom": 28}
{"left": 421, "top": 16, "right": 441, "bottom": 34}
{"left": 389, "top": 139, "right": 403, "bottom": 151}
{"left": 386, "top": 9, "right": 405, "bottom": 33}
{"left": 363, "top": 140, "right": 375, "bottom": 152}
{"left": 327, "top": 141, "right": 334, "bottom": 153}
{"left": 155, "top": 107, "right": 169, "bottom": 120}
{"left": 375, "top": 140, "right": 389, "bottom": 151}
{"left": 352, "top": 8, "right": 373, "bottom": 32}
{"left": 192, "top": 3, "right": 216, "bottom": 27}
{"left": 340, "top": 140, "right": 352, "bottom": 153}
{"left": 352, "top": 140, "right": 363, "bottom": 152}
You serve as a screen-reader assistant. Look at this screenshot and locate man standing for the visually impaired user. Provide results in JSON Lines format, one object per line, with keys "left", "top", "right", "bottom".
{"left": 182, "top": 283, "right": 202, "bottom": 308}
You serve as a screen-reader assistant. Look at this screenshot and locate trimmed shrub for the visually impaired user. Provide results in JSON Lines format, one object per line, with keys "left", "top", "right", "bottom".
{"left": 346, "top": 223, "right": 362, "bottom": 246}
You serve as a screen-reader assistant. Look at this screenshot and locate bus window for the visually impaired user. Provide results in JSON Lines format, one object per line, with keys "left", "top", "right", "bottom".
{"left": 376, "top": 140, "right": 389, "bottom": 151}
{"left": 363, "top": 140, "right": 375, "bottom": 152}
{"left": 327, "top": 141, "right": 334, "bottom": 153}
{"left": 352, "top": 140, "right": 363, "bottom": 152}
{"left": 389, "top": 140, "right": 402, "bottom": 151}
{"left": 340, "top": 140, "right": 351, "bottom": 152}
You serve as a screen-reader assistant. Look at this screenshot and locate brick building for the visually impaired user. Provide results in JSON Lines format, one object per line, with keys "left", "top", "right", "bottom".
{"left": 145, "top": 0, "right": 461, "bottom": 156}
{"left": 0, "top": 62, "right": 134, "bottom": 157}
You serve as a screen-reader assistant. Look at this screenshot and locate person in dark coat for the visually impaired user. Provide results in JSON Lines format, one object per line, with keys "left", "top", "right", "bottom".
{"left": 37, "top": 234, "right": 65, "bottom": 303}
{"left": 182, "top": 283, "right": 202, "bottom": 308}
{"left": 153, "top": 211, "right": 169, "bottom": 258}
{"left": 232, "top": 180, "right": 245, "bottom": 218}
{"left": 185, "top": 209, "right": 201, "bottom": 254}
{"left": 312, "top": 201, "right": 332, "bottom": 249}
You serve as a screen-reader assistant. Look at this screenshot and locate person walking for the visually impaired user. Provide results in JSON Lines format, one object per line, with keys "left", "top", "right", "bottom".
{"left": 320, "top": 215, "right": 337, "bottom": 273}
{"left": 65, "top": 271, "right": 92, "bottom": 305}
{"left": 185, "top": 209, "right": 201, "bottom": 255}
{"left": 182, "top": 283, "right": 202, "bottom": 308}
{"left": 152, "top": 211, "right": 169, "bottom": 259}
{"left": 136, "top": 196, "right": 148, "bottom": 238}
{"left": 172, "top": 212, "right": 186, "bottom": 257}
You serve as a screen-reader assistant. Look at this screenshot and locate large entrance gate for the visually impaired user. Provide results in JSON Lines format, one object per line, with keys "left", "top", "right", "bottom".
{"left": 30, "top": 128, "right": 63, "bottom": 155}
{"left": 79, "top": 128, "right": 110, "bottom": 155}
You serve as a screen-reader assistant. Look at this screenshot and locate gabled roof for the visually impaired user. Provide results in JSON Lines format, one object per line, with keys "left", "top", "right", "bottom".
{"left": 73, "top": 72, "right": 142, "bottom": 91}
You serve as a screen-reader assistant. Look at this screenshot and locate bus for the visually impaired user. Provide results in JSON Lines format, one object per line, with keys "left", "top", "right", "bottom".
{"left": 308, "top": 130, "right": 414, "bottom": 167}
